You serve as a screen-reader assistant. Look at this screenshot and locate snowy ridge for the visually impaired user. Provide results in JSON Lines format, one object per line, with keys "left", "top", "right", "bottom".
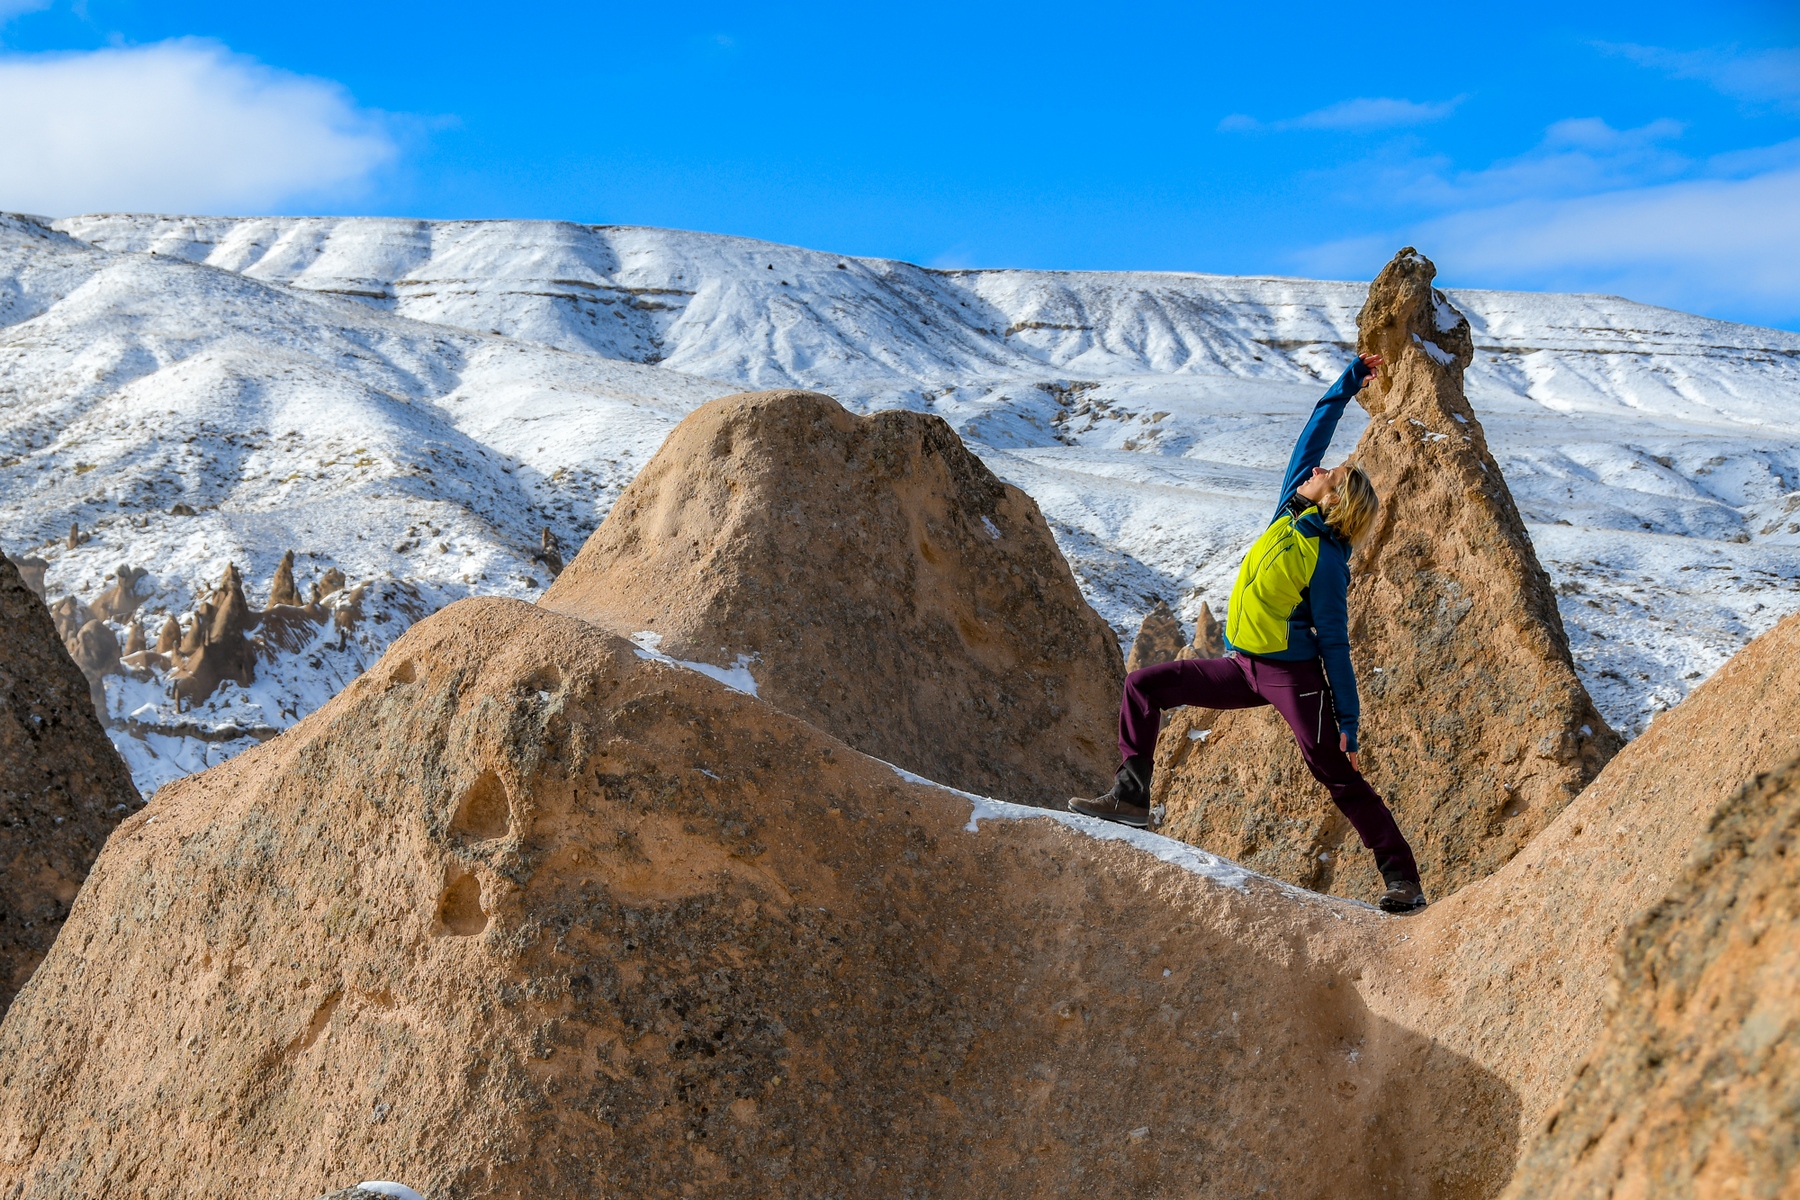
{"left": 6, "top": 212, "right": 1800, "bottom": 795}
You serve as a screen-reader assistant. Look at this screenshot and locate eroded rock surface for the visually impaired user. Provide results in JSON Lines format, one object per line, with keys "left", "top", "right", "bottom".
{"left": 0, "top": 554, "right": 136, "bottom": 1013}
{"left": 542, "top": 389, "right": 1123, "bottom": 805}
{"left": 0, "top": 597, "right": 1517, "bottom": 1200}
{"left": 1385, "top": 608, "right": 1800, "bottom": 1142}
{"left": 1158, "top": 249, "right": 1618, "bottom": 899}
{"left": 1502, "top": 757, "right": 1800, "bottom": 1199}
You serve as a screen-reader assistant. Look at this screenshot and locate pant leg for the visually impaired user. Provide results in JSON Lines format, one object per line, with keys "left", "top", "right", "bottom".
{"left": 1118, "top": 655, "right": 1264, "bottom": 763}
{"left": 1249, "top": 657, "right": 1421, "bottom": 885}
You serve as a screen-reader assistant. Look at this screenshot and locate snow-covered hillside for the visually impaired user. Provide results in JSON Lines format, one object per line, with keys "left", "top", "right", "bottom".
{"left": 9, "top": 212, "right": 1800, "bottom": 796}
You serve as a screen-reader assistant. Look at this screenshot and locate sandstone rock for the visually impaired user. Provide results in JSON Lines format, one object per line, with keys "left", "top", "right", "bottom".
{"left": 5, "top": 555, "right": 46, "bottom": 601}
{"left": 269, "top": 550, "right": 302, "bottom": 608}
{"left": 0, "top": 598, "right": 1517, "bottom": 1199}
{"left": 1124, "top": 600, "right": 1185, "bottom": 673}
{"left": 1175, "top": 600, "right": 1224, "bottom": 660}
{"left": 1379, "top": 608, "right": 1800, "bottom": 1145}
{"left": 1157, "top": 249, "right": 1619, "bottom": 899}
{"left": 320, "top": 567, "right": 347, "bottom": 596}
{"left": 64, "top": 620, "right": 121, "bottom": 716}
{"left": 154, "top": 614, "right": 181, "bottom": 654}
{"left": 542, "top": 389, "right": 1123, "bottom": 805}
{"left": 169, "top": 563, "right": 257, "bottom": 708}
{"left": 536, "top": 527, "right": 564, "bottom": 578}
{"left": 123, "top": 619, "right": 145, "bottom": 657}
{"left": 89, "top": 564, "right": 150, "bottom": 622}
{"left": 47, "top": 596, "right": 89, "bottom": 644}
{"left": 0, "top": 555, "right": 136, "bottom": 1014}
{"left": 1501, "top": 758, "right": 1800, "bottom": 1199}
{"left": 261, "top": 604, "right": 328, "bottom": 655}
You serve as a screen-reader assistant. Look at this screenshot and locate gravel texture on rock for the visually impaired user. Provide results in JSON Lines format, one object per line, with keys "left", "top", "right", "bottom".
{"left": 1379, "top": 608, "right": 1800, "bottom": 1147}
{"left": 1501, "top": 757, "right": 1800, "bottom": 1200}
{"left": 1157, "top": 248, "right": 1620, "bottom": 900}
{"left": 0, "top": 553, "right": 137, "bottom": 1012}
{"left": 542, "top": 389, "right": 1123, "bottom": 806}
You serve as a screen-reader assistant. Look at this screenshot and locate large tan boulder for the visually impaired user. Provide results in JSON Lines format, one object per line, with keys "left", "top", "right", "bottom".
{"left": 1383, "top": 608, "right": 1800, "bottom": 1143}
{"left": 1157, "top": 249, "right": 1618, "bottom": 899}
{"left": 1499, "top": 757, "right": 1800, "bottom": 1200}
{"left": 0, "top": 598, "right": 1519, "bottom": 1200}
{"left": 0, "top": 554, "right": 137, "bottom": 1014}
{"left": 541, "top": 389, "right": 1123, "bottom": 806}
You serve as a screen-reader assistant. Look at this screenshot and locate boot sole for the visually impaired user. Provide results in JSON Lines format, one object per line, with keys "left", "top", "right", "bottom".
{"left": 1066, "top": 798, "right": 1150, "bottom": 828}
{"left": 1379, "top": 897, "right": 1429, "bottom": 915}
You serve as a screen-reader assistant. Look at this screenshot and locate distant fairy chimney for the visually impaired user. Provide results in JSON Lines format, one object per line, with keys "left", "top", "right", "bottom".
{"left": 268, "top": 550, "right": 301, "bottom": 608}
{"left": 1126, "top": 600, "right": 1185, "bottom": 673}
{"left": 538, "top": 527, "right": 564, "bottom": 578}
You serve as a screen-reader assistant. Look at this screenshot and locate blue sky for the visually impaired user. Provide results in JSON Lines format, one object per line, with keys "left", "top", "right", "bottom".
{"left": 1, "top": 1, "right": 1796, "bottom": 328}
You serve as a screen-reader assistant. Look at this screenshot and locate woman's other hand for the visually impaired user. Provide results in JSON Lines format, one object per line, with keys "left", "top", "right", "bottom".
{"left": 1355, "top": 352, "right": 1384, "bottom": 391}
{"left": 1341, "top": 732, "right": 1360, "bottom": 772}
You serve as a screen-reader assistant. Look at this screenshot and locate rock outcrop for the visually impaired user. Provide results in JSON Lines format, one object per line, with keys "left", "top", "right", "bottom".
{"left": 268, "top": 550, "right": 302, "bottom": 609}
{"left": 542, "top": 389, "right": 1123, "bottom": 805}
{"left": 4, "top": 555, "right": 46, "bottom": 601}
{"left": 1124, "top": 600, "right": 1184, "bottom": 672}
{"left": 169, "top": 563, "right": 259, "bottom": 708}
{"left": 1179, "top": 601, "right": 1225, "bottom": 659}
{"left": 1500, "top": 757, "right": 1800, "bottom": 1200}
{"left": 64, "top": 620, "right": 121, "bottom": 714}
{"left": 1382, "top": 608, "right": 1800, "bottom": 1141}
{"left": 1157, "top": 249, "right": 1619, "bottom": 899}
{"left": 0, "top": 554, "right": 137, "bottom": 1014}
{"left": 0, "top": 597, "right": 1517, "bottom": 1200}
{"left": 535, "top": 527, "right": 564, "bottom": 578}
{"left": 89, "top": 564, "right": 150, "bottom": 622}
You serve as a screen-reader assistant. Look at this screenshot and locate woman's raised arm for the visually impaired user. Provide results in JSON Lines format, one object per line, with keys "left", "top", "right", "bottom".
{"left": 1274, "top": 353, "right": 1383, "bottom": 515}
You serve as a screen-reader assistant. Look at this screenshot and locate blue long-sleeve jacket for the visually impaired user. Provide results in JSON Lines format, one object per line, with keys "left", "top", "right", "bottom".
{"left": 1224, "top": 358, "right": 1370, "bottom": 748}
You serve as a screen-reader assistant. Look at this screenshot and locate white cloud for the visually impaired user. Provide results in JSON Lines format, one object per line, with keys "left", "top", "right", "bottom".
{"left": 0, "top": 39, "right": 396, "bottom": 217}
{"left": 1605, "top": 42, "right": 1800, "bottom": 113}
{"left": 1372, "top": 117, "right": 1693, "bottom": 210}
{"left": 1301, "top": 164, "right": 1800, "bottom": 328}
{"left": 1219, "top": 95, "right": 1463, "bottom": 134}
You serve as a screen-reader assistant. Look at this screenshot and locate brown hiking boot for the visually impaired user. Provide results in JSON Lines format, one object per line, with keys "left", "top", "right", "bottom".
{"left": 1068, "top": 756, "right": 1152, "bottom": 828}
{"left": 1378, "top": 879, "right": 1428, "bottom": 914}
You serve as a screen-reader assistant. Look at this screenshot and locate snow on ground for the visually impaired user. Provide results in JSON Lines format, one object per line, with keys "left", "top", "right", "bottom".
{"left": 8, "top": 213, "right": 1800, "bottom": 795}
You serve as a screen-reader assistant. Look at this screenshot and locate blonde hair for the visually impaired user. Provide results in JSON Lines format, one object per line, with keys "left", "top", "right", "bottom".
{"left": 1325, "top": 465, "right": 1378, "bottom": 544}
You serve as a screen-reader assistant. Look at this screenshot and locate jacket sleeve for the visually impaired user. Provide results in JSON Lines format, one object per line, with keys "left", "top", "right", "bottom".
{"left": 1310, "top": 544, "right": 1361, "bottom": 751}
{"left": 1276, "top": 358, "right": 1371, "bottom": 520}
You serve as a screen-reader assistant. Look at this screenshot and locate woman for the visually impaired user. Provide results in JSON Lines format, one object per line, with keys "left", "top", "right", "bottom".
{"left": 1069, "top": 352, "right": 1426, "bottom": 914}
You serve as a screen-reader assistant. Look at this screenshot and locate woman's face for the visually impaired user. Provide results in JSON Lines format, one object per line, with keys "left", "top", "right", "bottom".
{"left": 1298, "top": 462, "right": 1349, "bottom": 506}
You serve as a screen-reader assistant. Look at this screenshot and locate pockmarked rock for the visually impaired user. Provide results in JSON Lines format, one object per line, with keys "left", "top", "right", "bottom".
{"left": 542, "top": 389, "right": 1123, "bottom": 806}
{"left": 1500, "top": 757, "right": 1800, "bottom": 1199}
{"left": 0, "top": 553, "right": 137, "bottom": 1014}
{"left": 1157, "top": 248, "right": 1619, "bottom": 900}
{"left": 0, "top": 597, "right": 1519, "bottom": 1200}
{"left": 1378, "top": 608, "right": 1800, "bottom": 1142}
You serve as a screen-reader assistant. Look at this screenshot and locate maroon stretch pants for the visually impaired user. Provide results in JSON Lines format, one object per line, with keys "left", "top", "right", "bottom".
{"left": 1121, "top": 653, "right": 1419, "bottom": 884}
